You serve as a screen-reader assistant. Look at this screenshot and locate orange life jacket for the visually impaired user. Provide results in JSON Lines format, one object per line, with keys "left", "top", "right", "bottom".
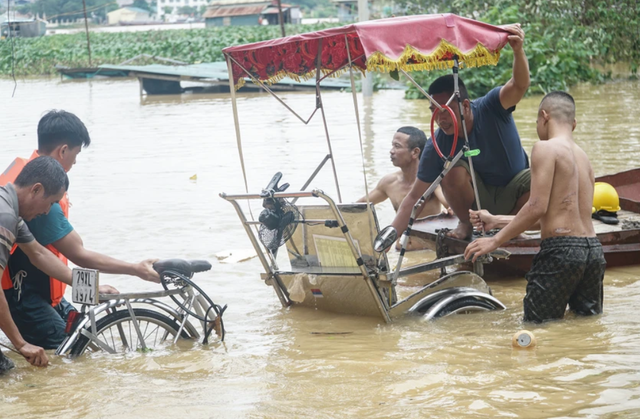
{"left": 0, "top": 150, "right": 69, "bottom": 306}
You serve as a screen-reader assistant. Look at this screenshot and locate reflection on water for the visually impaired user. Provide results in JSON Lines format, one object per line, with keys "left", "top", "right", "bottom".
{"left": 0, "top": 78, "right": 639, "bottom": 418}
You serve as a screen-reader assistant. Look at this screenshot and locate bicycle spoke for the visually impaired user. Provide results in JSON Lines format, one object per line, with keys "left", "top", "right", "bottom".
{"left": 73, "top": 310, "right": 185, "bottom": 355}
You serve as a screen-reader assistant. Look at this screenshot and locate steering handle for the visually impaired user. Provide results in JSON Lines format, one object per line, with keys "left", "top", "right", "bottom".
{"left": 430, "top": 104, "right": 459, "bottom": 159}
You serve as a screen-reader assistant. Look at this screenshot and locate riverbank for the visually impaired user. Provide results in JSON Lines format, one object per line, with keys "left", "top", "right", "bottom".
{"left": 0, "top": 24, "right": 335, "bottom": 76}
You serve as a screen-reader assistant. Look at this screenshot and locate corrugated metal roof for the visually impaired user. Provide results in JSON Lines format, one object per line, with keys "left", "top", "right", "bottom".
{"left": 203, "top": 5, "right": 266, "bottom": 18}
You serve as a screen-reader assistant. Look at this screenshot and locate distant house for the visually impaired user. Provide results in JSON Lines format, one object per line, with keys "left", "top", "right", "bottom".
{"left": 107, "top": 7, "right": 152, "bottom": 25}
{"left": 203, "top": 0, "right": 301, "bottom": 27}
{"left": 1, "top": 19, "right": 46, "bottom": 38}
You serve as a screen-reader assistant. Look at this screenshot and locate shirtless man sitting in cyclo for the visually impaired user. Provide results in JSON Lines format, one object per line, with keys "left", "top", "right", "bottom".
{"left": 358, "top": 126, "right": 450, "bottom": 250}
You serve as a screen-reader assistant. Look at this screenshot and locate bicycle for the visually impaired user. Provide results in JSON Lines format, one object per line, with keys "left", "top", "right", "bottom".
{"left": 55, "top": 259, "right": 227, "bottom": 356}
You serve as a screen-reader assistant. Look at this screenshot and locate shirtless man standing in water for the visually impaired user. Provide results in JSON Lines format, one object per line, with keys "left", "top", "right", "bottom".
{"left": 464, "top": 91, "right": 606, "bottom": 322}
{"left": 358, "top": 126, "right": 450, "bottom": 249}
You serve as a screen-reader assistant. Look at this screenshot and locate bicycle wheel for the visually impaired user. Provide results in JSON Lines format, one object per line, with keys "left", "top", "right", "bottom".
{"left": 430, "top": 297, "right": 497, "bottom": 319}
{"left": 69, "top": 308, "right": 192, "bottom": 356}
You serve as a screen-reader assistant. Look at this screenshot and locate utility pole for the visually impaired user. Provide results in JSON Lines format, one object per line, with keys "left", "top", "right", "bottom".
{"left": 82, "top": 0, "right": 92, "bottom": 67}
{"left": 358, "top": 0, "right": 373, "bottom": 97}
{"left": 276, "top": 0, "right": 285, "bottom": 37}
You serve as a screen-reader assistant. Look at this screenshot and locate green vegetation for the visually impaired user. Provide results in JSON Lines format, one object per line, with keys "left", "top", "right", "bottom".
{"left": 0, "top": 24, "right": 336, "bottom": 76}
{"left": 396, "top": 0, "right": 639, "bottom": 98}
{"left": 19, "top": 0, "right": 118, "bottom": 24}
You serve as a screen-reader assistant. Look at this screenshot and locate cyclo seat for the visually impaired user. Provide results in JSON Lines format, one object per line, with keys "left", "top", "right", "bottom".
{"left": 153, "top": 259, "right": 212, "bottom": 277}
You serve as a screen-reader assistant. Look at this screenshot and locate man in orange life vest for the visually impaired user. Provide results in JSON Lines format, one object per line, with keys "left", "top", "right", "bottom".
{"left": 1, "top": 110, "right": 159, "bottom": 349}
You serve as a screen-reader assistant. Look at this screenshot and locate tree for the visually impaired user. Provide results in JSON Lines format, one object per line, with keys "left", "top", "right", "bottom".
{"left": 132, "top": 0, "right": 153, "bottom": 13}
{"left": 177, "top": 5, "right": 196, "bottom": 15}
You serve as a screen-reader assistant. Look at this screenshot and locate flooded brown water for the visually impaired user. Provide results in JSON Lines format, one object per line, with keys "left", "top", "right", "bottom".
{"left": 1, "top": 78, "right": 639, "bottom": 418}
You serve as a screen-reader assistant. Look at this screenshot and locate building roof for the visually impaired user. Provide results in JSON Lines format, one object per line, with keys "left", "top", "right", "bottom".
{"left": 203, "top": 5, "right": 266, "bottom": 18}
{"left": 123, "top": 6, "right": 151, "bottom": 13}
{"left": 262, "top": 6, "right": 295, "bottom": 14}
{"left": 209, "top": 0, "right": 270, "bottom": 5}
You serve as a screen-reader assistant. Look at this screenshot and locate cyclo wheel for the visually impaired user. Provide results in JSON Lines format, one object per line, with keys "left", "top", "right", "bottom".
{"left": 431, "top": 297, "right": 497, "bottom": 319}
{"left": 69, "top": 308, "right": 192, "bottom": 356}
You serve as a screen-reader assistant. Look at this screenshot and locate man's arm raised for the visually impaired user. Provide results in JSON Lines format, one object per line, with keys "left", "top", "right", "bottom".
{"left": 465, "top": 142, "right": 555, "bottom": 261}
{"left": 499, "top": 23, "right": 530, "bottom": 110}
{"left": 391, "top": 178, "right": 431, "bottom": 235}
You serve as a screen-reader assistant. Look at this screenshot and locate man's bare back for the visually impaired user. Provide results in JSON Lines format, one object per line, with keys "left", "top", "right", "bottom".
{"left": 536, "top": 138, "right": 595, "bottom": 239}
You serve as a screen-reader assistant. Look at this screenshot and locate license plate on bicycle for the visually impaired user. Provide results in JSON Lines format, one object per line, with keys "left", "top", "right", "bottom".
{"left": 72, "top": 268, "right": 100, "bottom": 305}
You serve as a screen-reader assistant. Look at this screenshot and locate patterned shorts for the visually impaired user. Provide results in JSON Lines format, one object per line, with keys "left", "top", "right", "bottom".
{"left": 524, "top": 236, "right": 606, "bottom": 323}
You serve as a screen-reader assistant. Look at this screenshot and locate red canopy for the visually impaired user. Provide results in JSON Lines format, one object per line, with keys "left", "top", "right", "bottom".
{"left": 223, "top": 14, "right": 511, "bottom": 89}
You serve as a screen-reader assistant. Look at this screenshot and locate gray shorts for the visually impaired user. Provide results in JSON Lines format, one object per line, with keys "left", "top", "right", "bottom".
{"left": 455, "top": 160, "right": 531, "bottom": 215}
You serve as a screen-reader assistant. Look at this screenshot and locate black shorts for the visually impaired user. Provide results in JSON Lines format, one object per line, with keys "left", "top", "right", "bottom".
{"left": 523, "top": 236, "right": 606, "bottom": 323}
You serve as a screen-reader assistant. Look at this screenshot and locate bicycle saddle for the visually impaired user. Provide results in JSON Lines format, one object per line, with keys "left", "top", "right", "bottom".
{"left": 153, "top": 259, "right": 212, "bottom": 277}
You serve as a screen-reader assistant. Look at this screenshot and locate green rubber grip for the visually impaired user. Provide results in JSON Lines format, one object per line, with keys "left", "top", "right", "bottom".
{"left": 464, "top": 149, "right": 481, "bottom": 157}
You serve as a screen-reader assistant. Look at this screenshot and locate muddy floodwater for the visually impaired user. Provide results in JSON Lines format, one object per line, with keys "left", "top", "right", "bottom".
{"left": 1, "top": 78, "right": 639, "bottom": 418}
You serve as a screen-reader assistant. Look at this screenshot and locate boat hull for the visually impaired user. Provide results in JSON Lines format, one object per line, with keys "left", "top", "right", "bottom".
{"left": 410, "top": 168, "right": 640, "bottom": 276}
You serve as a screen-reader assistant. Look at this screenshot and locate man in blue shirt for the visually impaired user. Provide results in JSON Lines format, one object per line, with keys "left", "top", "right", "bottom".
{"left": 391, "top": 24, "right": 531, "bottom": 240}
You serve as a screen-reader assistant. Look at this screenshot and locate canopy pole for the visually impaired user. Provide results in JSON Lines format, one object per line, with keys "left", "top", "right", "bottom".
{"left": 225, "top": 54, "right": 288, "bottom": 301}
{"left": 315, "top": 39, "right": 343, "bottom": 203}
{"left": 226, "top": 54, "right": 320, "bottom": 125}
{"left": 452, "top": 56, "right": 484, "bottom": 233}
{"left": 225, "top": 54, "right": 250, "bottom": 195}
{"left": 345, "top": 34, "right": 376, "bottom": 246}
{"left": 399, "top": 69, "right": 444, "bottom": 112}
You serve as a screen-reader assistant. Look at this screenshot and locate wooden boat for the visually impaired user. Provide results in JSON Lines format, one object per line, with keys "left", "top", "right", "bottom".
{"left": 411, "top": 168, "right": 640, "bottom": 275}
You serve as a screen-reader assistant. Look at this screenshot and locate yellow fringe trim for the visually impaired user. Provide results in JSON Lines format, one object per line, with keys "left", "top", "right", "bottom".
{"left": 366, "top": 39, "right": 501, "bottom": 73}
{"left": 233, "top": 39, "right": 499, "bottom": 90}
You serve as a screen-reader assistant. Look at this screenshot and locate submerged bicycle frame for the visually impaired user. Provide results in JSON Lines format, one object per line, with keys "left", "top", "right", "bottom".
{"left": 56, "top": 260, "right": 225, "bottom": 356}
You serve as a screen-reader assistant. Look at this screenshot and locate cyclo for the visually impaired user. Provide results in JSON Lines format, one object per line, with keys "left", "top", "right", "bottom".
{"left": 220, "top": 14, "right": 514, "bottom": 322}
{"left": 55, "top": 259, "right": 226, "bottom": 356}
